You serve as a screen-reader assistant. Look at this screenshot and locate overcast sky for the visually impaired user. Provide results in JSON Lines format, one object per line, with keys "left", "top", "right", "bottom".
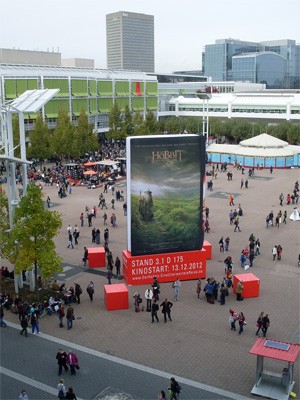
{"left": 1, "top": 0, "right": 299, "bottom": 72}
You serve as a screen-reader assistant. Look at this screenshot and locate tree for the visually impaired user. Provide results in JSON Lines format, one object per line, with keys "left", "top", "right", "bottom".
{"left": 287, "top": 124, "right": 300, "bottom": 144}
{"left": 132, "top": 111, "right": 146, "bottom": 136}
{"left": 5, "top": 183, "right": 63, "bottom": 293}
{"left": 108, "top": 101, "right": 122, "bottom": 139}
{"left": 122, "top": 105, "right": 134, "bottom": 137}
{"left": 76, "top": 110, "right": 99, "bottom": 156}
{"left": 27, "top": 114, "right": 51, "bottom": 160}
{"left": 144, "top": 110, "right": 158, "bottom": 134}
{"left": 50, "top": 109, "right": 75, "bottom": 159}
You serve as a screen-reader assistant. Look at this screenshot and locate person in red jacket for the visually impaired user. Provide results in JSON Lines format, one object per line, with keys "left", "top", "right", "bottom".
{"left": 67, "top": 351, "right": 79, "bottom": 375}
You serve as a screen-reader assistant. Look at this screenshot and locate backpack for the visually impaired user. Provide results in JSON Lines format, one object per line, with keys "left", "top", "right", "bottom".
{"left": 175, "top": 383, "right": 181, "bottom": 393}
{"left": 58, "top": 388, "right": 65, "bottom": 399}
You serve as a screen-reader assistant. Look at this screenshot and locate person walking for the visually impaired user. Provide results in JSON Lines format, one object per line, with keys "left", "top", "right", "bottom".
{"left": 219, "top": 284, "right": 226, "bottom": 305}
{"left": 236, "top": 280, "right": 244, "bottom": 301}
{"left": 256, "top": 312, "right": 264, "bottom": 336}
{"left": 73, "top": 225, "right": 79, "bottom": 245}
{"left": 152, "top": 277, "right": 160, "bottom": 301}
{"left": 20, "top": 315, "right": 28, "bottom": 337}
{"left": 219, "top": 237, "right": 224, "bottom": 252}
{"left": 283, "top": 210, "right": 287, "bottom": 224}
{"left": 272, "top": 245, "right": 278, "bottom": 262}
{"left": 172, "top": 279, "right": 181, "bottom": 301}
{"left": 229, "top": 309, "right": 237, "bottom": 331}
{"left": 255, "top": 239, "right": 261, "bottom": 256}
{"left": 82, "top": 247, "right": 88, "bottom": 267}
{"left": 57, "top": 303, "right": 65, "bottom": 328}
{"left": 57, "top": 378, "right": 66, "bottom": 399}
{"left": 262, "top": 314, "right": 270, "bottom": 337}
{"left": 279, "top": 193, "right": 284, "bottom": 206}
{"left": 91, "top": 228, "right": 96, "bottom": 243}
{"left": 30, "top": 311, "right": 40, "bottom": 334}
{"left": 74, "top": 283, "right": 82, "bottom": 304}
{"left": 145, "top": 288, "right": 153, "bottom": 312}
{"left": 107, "top": 269, "right": 113, "bottom": 284}
{"left": 18, "top": 389, "right": 29, "bottom": 400}
{"left": 151, "top": 300, "right": 159, "bottom": 323}
{"left": 115, "top": 256, "right": 121, "bottom": 275}
{"left": 234, "top": 217, "right": 241, "bottom": 232}
{"left": 56, "top": 350, "right": 68, "bottom": 376}
{"left": 0, "top": 304, "right": 7, "bottom": 328}
{"left": 168, "top": 377, "right": 181, "bottom": 400}
{"left": 67, "top": 351, "right": 79, "bottom": 375}
{"left": 102, "top": 212, "right": 108, "bottom": 225}
{"left": 160, "top": 299, "right": 173, "bottom": 323}
{"left": 224, "top": 236, "right": 230, "bottom": 252}
{"left": 66, "top": 304, "right": 74, "bottom": 330}
{"left": 67, "top": 233, "right": 74, "bottom": 249}
{"left": 238, "top": 312, "right": 246, "bottom": 334}
{"left": 80, "top": 212, "right": 84, "bottom": 227}
{"left": 86, "top": 282, "right": 95, "bottom": 302}
{"left": 196, "top": 278, "right": 202, "bottom": 299}
{"left": 277, "top": 244, "right": 283, "bottom": 260}
{"left": 65, "top": 387, "right": 77, "bottom": 400}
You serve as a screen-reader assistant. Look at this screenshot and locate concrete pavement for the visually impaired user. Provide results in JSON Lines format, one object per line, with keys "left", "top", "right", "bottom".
{"left": 1, "top": 166, "right": 300, "bottom": 399}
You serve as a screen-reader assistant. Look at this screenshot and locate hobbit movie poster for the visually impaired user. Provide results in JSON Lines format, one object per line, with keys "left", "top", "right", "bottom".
{"left": 126, "top": 135, "right": 205, "bottom": 256}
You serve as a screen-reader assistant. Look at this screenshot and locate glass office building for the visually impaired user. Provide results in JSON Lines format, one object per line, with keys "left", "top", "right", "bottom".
{"left": 232, "top": 52, "right": 287, "bottom": 88}
{"left": 106, "top": 11, "right": 154, "bottom": 73}
{"left": 203, "top": 39, "right": 300, "bottom": 89}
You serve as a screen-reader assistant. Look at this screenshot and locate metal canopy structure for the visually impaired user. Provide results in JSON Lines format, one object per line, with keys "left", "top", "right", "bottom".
{"left": 10, "top": 89, "right": 59, "bottom": 113}
{"left": 0, "top": 88, "right": 59, "bottom": 293}
{"left": 249, "top": 338, "right": 300, "bottom": 400}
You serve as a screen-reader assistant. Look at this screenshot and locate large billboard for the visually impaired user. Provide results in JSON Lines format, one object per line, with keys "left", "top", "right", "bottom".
{"left": 126, "top": 135, "right": 205, "bottom": 256}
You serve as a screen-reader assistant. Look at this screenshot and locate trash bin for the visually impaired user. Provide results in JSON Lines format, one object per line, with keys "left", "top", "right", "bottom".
{"left": 281, "top": 367, "right": 290, "bottom": 387}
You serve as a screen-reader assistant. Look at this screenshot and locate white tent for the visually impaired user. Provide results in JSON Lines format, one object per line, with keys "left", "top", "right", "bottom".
{"left": 207, "top": 133, "right": 300, "bottom": 167}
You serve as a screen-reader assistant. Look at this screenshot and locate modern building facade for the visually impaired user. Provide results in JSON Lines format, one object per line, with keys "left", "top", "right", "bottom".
{"left": 1, "top": 64, "right": 299, "bottom": 140}
{"left": 106, "top": 11, "right": 154, "bottom": 73}
{"left": 232, "top": 52, "right": 287, "bottom": 88}
{"left": 0, "top": 64, "right": 158, "bottom": 133}
{"left": 203, "top": 39, "right": 300, "bottom": 89}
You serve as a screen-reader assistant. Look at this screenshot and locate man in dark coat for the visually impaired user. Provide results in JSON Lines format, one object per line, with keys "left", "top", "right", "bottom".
{"left": 160, "top": 298, "right": 173, "bottom": 323}
{"left": 56, "top": 349, "right": 68, "bottom": 376}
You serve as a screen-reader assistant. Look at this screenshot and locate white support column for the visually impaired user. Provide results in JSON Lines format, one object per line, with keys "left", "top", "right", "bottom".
{"left": 18, "top": 112, "right": 28, "bottom": 194}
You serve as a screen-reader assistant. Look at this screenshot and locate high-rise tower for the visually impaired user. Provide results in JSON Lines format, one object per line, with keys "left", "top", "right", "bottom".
{"left": 106, "top": 11, "right": 154, "bottom": 72}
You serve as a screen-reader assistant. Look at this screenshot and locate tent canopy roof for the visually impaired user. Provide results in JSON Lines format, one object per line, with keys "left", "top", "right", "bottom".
{"left": 240, "top": 133, "right": 288, "bottom": 148}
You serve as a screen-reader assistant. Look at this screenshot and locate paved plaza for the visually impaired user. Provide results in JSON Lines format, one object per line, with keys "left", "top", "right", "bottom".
{"left": 1, "top": 165, "right": 300, "bottom": 399}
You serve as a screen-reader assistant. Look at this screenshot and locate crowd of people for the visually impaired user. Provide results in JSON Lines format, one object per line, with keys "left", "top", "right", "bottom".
{"left": 2, "top": 153, "right": 299, "bottom": 399}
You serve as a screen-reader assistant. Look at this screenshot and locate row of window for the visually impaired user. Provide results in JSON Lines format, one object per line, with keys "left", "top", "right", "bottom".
{"left": 176, "top": 106, "right": 300, "bottom": 114}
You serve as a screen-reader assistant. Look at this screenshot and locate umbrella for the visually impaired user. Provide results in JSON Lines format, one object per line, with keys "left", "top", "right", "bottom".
{"left": 83, "top": 170, "right": 97, "bottom": 175}
{"left": 84, "top": 162, "right": 96, "bottom": 167}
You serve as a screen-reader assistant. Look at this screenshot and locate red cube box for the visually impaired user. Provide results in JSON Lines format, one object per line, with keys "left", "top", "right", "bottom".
{"left": 202, "top": 240, "right": 212, "bottom": 260}
{"left": 104, "top": 283, "right": 129, "bottom": 311}
{"left": 233, "top": 273, "right": 260, "bottom": 298}
{"left": 88, "top": 247, "right": 106, "bottom": 268}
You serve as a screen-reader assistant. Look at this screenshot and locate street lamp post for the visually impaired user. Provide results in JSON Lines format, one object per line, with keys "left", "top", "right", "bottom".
{"left": 195, "top": 92, "right": 212, "bottom": 145}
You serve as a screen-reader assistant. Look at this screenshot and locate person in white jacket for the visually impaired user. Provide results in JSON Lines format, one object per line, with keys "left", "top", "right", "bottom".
{"left": 173, "top": 279, "right": 181, "bottom": 301}
{"left": 144, "top": 288, "right": 153, "bottom": 312}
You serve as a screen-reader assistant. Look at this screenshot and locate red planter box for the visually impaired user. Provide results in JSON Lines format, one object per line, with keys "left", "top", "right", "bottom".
{"left": 104, "top": 283, "right": 129, "bottom": 311}
{"left": 233, "top": 273, "right": 260, "bottom": 298}
{"left": 88, "top": 247, "right": 106, "bottom": 268}
{"left": 202, "top": 240, "right": 212, "bottom": 260}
